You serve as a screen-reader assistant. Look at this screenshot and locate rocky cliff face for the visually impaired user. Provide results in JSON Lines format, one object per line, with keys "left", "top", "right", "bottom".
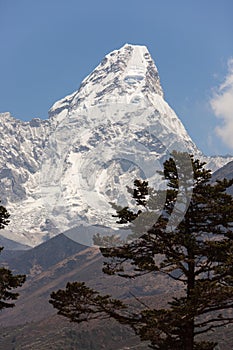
{"left": 0, "top": 44, "right": 232, "bottom": 246}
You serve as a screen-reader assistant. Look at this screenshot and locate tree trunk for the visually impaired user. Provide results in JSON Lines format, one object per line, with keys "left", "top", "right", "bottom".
{"left": 183, "top": 320, "right": 194, "bottom": 350}
{"left": 185, "top": 245, "right": 195, "bottom": 350}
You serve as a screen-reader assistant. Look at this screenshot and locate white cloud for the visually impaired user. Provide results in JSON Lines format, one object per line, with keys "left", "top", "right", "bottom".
{"left": 210, "top": 58, "right": 233, "bottom": 148}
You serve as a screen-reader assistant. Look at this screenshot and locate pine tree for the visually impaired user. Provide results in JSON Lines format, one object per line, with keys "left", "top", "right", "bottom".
{"left": 0, "top": 202, "right": 26, "bottom": 310}
{"left": 50, "top": 153, "right": 233, "bottom": 350}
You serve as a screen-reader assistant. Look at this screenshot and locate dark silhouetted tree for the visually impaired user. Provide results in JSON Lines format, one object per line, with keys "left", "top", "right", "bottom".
{"left": 50, "top": 153, "right": 233, "bottom": 350}
{"left": 0, "top": 202, "right": 26, "bottom": 310}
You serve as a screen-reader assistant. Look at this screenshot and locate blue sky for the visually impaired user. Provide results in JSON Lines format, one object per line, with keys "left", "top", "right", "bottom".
{"left": 0, "top": 0, "right": 233, "bottom": 156}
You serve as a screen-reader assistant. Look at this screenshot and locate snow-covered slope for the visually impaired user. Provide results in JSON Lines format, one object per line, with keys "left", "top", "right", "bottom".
{"left": 0, "top": 44, "right": 232, "bottom": 246}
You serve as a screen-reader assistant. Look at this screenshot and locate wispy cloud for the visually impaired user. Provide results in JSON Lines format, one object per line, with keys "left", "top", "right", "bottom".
{"left": 210, "top": 58, "right": 233, "bottom": 148}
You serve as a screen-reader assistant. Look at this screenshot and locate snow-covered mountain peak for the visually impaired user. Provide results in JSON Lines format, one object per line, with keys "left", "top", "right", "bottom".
{"left": 1, "top": 45, "right": 233, "bottom": 247}
{"left": 49, "top": 44, "right": 163, "bottom": 118}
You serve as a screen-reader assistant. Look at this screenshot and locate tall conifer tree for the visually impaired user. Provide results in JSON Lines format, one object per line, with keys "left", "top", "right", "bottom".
{"left": 50, "top": 153, "right": 233, "bottom": 350}
{"left": 0, "top": 202, "right": 25, "bottom": 310}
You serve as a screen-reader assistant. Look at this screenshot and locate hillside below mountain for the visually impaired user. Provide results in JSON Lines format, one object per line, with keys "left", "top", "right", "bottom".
{"left": 0, "top": 231, "right": 232, "bottom": 349}
{"left": 0, "top": 233, "right": 179, "bottom": 349}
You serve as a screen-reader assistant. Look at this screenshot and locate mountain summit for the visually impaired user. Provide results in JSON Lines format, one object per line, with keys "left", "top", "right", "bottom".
{"left": 0, "top": 44, "right": 232, "bottom": 246}
{"left": 49, "top": 44, "right": 163, "bottom": 117}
